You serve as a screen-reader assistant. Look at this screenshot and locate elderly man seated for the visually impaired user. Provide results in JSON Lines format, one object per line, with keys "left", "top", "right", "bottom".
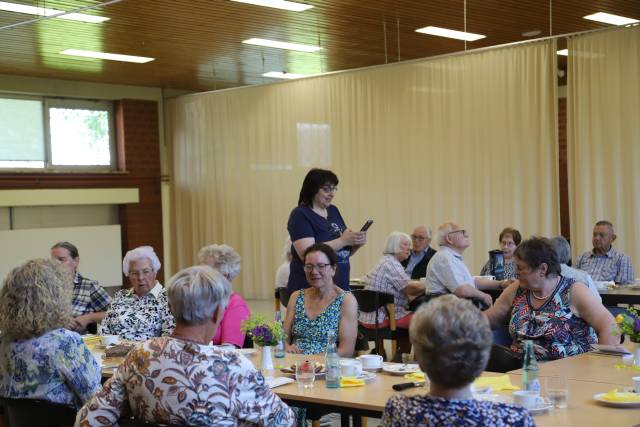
{"left": 550, "top": 236, "right": 601, "bottom": 301}
{"left": 51, "top": 241, "right": 111, "bottom": 333}
{"left": 401, "top": 225, "right": 437, "bottom": 279}
{"left": 425, "top": 222, "right": 509, "bottom": 308}
{"left": 576, "top": 221, "right": 634, "bottom": 284}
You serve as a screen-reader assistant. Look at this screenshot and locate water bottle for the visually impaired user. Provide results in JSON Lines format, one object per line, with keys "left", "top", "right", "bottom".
{"left": 522, "top": 340, "right": 540, "bottom": 392}
{"left": 325, "top": 330, "right": 341, "bottom": 388}
{"left": 274, "top": 311, "right": 285, "bottom": 358}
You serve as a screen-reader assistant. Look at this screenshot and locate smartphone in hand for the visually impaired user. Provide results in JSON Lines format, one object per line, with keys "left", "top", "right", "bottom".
{"left": 360, "top": 220, "right": 374, "bottom": 232}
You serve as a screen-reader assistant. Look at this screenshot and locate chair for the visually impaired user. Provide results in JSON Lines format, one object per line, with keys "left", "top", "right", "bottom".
{"left": 352, "top": 290, "right": 403, "bottom": 361}
{"left": 0, "top": 397, "right": 76, "bottom": 427}
{"left": 275, "top": 287, "right": 291, "bottom": 311}
{"left": 485, "top": 344, "right": 522, "bottom": 373}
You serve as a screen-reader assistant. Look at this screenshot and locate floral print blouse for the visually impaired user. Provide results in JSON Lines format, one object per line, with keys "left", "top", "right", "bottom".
{"left": 0, "top": 328, "right": 101, "bottom": 408}
{"left": 100, "top": 282, "right": 175, "bottom": 341}
{"left": 381, "top": 394, "right": 534, "bottom": 427}
{"left": 76, "top": 336, "right": 295, "bottom": 427}
{"left": 291, "top": 289, "right": 345, "bottom": 354}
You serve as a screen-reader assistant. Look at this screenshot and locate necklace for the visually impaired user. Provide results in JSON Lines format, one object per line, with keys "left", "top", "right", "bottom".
{"left": 530, "top": 277, "right": 559, "bottom": 300}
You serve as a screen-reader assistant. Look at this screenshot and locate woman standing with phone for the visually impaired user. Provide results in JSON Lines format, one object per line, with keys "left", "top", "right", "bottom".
{"left": 287, "top": 169, "right": 368, "bottom": 292}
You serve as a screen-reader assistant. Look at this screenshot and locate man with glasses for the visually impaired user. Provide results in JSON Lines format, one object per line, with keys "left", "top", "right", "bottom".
{"left": 401, "top": 225, "right": 437, "bottom": 279}
{"left": 576, "top": 220, "right": 634, "bottom": 284}
{"left": 425, "top": 222, "right": 494, "bottom": 308}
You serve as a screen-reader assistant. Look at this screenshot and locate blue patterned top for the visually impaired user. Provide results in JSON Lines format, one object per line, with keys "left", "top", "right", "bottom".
{"left": 0, "top": 328, "right": 101, "bottom": 408}
{"left": 576, "top": 247, "right": 634, "bottom": 284}
{"left": 291, "top": 289, "right": 345, "bottom": 354}
{"left": 381, "top": 394, "right": 534, "bottom": 427}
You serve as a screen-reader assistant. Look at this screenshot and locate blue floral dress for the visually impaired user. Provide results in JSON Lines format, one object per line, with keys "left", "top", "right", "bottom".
{"left": 509, "top": 276, "right": 598, "bottom": 360}
{"left": 291, "top": 289, "right": 345, "bottom": 354}
{"left": 381, "top": 395, "right": 534, "bottom": 427}
{"left": 0, "top": 328, "right": 101, "bottom": 408}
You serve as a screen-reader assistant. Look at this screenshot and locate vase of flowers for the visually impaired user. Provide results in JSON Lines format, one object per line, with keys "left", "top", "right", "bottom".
{"left": 241, "top": 314, "right": 285, "bottom": 372}
{"left": 615, "top": 308, "right": 640, "bottom": 366}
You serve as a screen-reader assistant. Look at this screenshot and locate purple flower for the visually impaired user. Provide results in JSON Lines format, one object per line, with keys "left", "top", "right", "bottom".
{"left": 634, "top": 317, "right": 640, "bottom": 333}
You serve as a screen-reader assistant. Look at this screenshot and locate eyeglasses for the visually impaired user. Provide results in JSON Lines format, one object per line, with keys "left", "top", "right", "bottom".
{"left": 448, "top": 229, "right": 469, "bottom": 237}
{"left": 320, "top": 185, "right": 338, "bottom": 193}
{"left": 411, "top": 235, "right": 428, "bottom": 241}
{"left": 303, "top": 263, "right": 332, "bottom": 272}
{"left": 129, "top": 268, "right": 153, "bottom": 277}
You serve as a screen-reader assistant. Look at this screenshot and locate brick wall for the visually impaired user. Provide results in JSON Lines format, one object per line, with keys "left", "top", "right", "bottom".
{"left": 0, "top": 99, "right": 164, "bottom": 283}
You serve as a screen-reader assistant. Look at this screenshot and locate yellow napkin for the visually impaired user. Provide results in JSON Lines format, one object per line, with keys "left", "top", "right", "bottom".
{"left": 340, "top": 377, "right": 365, "bottom": 388}
{"left": 614, "top": 364, "right": 640, "bottom": 372}
{"left": 473, "top": 375, "right": 519, "bottom": 391}
{"left": 404, "top": 372, "right": 426, "bottom": 381}
{"left": 601, "top": 389, "right": 640, "bottom": 403}
{"left": 82, "top": 336, "right": 102, "bottom": 346}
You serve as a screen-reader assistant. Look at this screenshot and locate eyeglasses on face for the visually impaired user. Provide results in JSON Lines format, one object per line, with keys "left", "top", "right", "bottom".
{"left": 320, "top": 185, "right": 338, "bottom": 193}
{"left": 411, "top": 235, "right": 428, "bottom": 241}
{"left": 129, "top": 268, "right": 153, "bottom": 277}
{"left": 447, "top": 229, "right": 469, "bottom": 237}
{"left": 303, "top": 263, "right": 332, "bottom": 272}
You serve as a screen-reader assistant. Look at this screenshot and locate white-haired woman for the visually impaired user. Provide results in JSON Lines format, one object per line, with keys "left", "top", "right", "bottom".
{"left": 198, "top": 244, "right": 250, "bottom": 348}
{"left": 361, "top": 232, "right": 426, "bottom": 357}
{"left": 381, "top": 295, "right": 533, "bottom": 426}
{"left": 77, "top": 266, "right": 295, "bottom": 426}
{"left": 100, "top": 246, "right": 175, "bottom": 341}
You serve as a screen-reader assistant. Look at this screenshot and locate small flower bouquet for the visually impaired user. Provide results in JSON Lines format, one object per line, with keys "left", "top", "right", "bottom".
{"left": 241, "top": 313, "right": 284, "bottom": 347}
{"left": 615, "top": 308, "right": 640, "bottom": 343}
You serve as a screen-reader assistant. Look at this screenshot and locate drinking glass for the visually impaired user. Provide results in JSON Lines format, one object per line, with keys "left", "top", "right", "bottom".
{"left": 545, "top": 375, "right": 568, "bottom": 408}
{"left": 295, "top": 361, "right": 315, "bottom": 389}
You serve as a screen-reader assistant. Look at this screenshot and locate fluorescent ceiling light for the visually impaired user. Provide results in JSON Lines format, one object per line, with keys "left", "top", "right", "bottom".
{"left": 0, "top": 1, "right": 109, "bottom": 23}
{"left": 243, "top": 38, "right": 321, "bottom": 52}
{"left": 262, "top": 71, "right": 306, "bottom": 79}
{"left": 415, "top": 26, "right": 485, "bottom": 41}
{"left": 60, "top": 49, "right": 155, "bottom": 63}
{"left": 231, "top": 0, "right": 313, "bottom": 12}
{"left": 583, "top": 12, "right": 639, "bottom": 26}
{"left": 557, "top": 49, "right": 568, "bottom": 56}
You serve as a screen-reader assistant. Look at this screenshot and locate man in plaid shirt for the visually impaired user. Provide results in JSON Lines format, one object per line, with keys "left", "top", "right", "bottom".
{"left": 576, "top": 221, "right": 635, "bottom": 284}
{"left": 51, "top": 241, "right": 112, "bottom": 332}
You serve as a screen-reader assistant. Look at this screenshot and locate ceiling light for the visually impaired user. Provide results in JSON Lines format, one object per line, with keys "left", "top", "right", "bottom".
{"left": 262, "top": 71, "right": 306, "bottom": 79}
{"left": 557, "top": 49, "right": 568, "bottom": 56}
{"left": 522, "top": 30, "right": 542, "bottom": 37}
{"left": 231, "top": 0, "right": 313, "bottom": 12}
{"left": 415, "top": 26, "right": 485, "bottom": 41}
{"left": 583, "top": 12, "right": 639, "bottom": 26}
{"left": 60, "top": 49, "right": 155, "bottom": 63}
{"left": 0, "top": 1, "right": 109, "bottom": 23}
{"left": 243, "top": 38, "right": 321, "bottom": 52}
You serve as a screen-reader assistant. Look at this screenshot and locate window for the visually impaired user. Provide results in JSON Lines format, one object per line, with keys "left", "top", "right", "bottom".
{"left": 0, "top": 95, "right": 116, "bottom": 170}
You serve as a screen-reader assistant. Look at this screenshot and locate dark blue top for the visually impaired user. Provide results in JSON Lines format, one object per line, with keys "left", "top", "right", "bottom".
{"left": 287, "top": 204, "right": 351, "bottom": 291}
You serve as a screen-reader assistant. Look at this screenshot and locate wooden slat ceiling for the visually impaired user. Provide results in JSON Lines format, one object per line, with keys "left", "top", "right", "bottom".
{"left": 0, "top": 0, "right": 638, "bottom": 91}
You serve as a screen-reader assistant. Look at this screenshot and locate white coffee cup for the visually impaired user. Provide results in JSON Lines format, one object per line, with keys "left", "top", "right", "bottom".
{"left": 101, "top": 334, "right": 120, "bottom": 346}
{"left": 513, "top": 390, "right": 541, "bottom": 409}
{"left": 358, "top": 354, "right": 383, "bottom": 369}
{"left": 340, "top": 359, "right": 363, "bottom": 377}
{"left": 633, "top": 376, "right": 640, "bottom": 393}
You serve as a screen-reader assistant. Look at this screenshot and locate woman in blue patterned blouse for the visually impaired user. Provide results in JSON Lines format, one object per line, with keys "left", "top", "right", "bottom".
{"left": 284, "top": 243, "right": 358, "bottom": 356}
{"left": 381, "top": 295, "right": 534, "bottom": 427}
{"left": 0, "top": 259, "right": 101, "bottom": 408}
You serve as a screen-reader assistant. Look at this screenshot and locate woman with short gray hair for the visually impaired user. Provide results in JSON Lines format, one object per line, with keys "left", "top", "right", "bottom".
{"left": 381, "top": 295, "right": 533, "bottom": 426}
{"left": 361, "top": 231, "right": 426, "bottom": 359}
{"left": 77, "top": 265, "right": 295, "bottom": 426}
{"left": 198, "top": 243, "right": 251, "bottom": 347}
{"left": 100, "top": 245, "right": 175, "bottom": 341}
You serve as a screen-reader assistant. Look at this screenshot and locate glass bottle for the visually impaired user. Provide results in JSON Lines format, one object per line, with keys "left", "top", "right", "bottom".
{"left": 325, "top": 330, "right": 341, "bottom": 388}
{"left": 522, "top": 340, "right": 540, "bottom": 392}
{"left": 274, "top": 311, "right": 285, "bottom": 358}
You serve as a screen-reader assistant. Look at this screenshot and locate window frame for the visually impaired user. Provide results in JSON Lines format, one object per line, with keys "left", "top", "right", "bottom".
{"left": 0, "top": 94, "right": 117, "bottom": 172}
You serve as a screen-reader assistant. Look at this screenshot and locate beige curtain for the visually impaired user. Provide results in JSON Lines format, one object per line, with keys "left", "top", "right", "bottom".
{"left": 167, "top": 39, "right": 559, "bottom": 299}
{"left": 567, "top": 26, "right": 640, "bottom": 272}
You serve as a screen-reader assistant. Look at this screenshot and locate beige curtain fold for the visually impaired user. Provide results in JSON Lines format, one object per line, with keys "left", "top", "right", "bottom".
{"left": 167, "top": 39, "right": 559, "bottom": 299}
{"left": 567, "top": 26, "right": 640, "bottom": 271}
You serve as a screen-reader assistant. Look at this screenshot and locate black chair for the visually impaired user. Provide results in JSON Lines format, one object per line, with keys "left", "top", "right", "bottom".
{"left": 485, "top": 344, "right": 522, "bottom": 373}
{"left": 0, "top": 397, "right": 76, "bottom": 427}
{"left": 242, "top": 333, "right": 254, "bottom": 349}
{"left": 352, "top": 290, "right": 406, "bottom": 361}
{"left": 275, "top": 287, "right": 291, "bottom": 311}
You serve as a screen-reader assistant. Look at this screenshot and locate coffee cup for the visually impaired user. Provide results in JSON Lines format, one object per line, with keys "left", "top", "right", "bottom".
{"left": 357, "top": 354, "right": 383, "bottom": 370}
{"left": 512, "top": 390, "right": 541, "bottom": 409}
{"left": 101, "top": 334, "right": 120, "bottom": 346}
{"left": 340, "top": 359, "right": 363, "bottom": 377}
{"left": 633, "top": 376, "right": 640, "bottom": 393}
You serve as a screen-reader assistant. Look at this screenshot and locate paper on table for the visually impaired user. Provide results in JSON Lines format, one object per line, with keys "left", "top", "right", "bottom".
{"left": 265, "top": 376, "right": 295, "bottom": 389}
{"left": 340, "top": 377, "right": 365, "bottom": 387}
{"left": 404, "top": 372, "right": 426, "bottom": 381}
{"left": 601, "top": 389, "right": 640, "bottom": 403}
{"left": 473, "top": 375, "right": 519, "bottom": 391}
